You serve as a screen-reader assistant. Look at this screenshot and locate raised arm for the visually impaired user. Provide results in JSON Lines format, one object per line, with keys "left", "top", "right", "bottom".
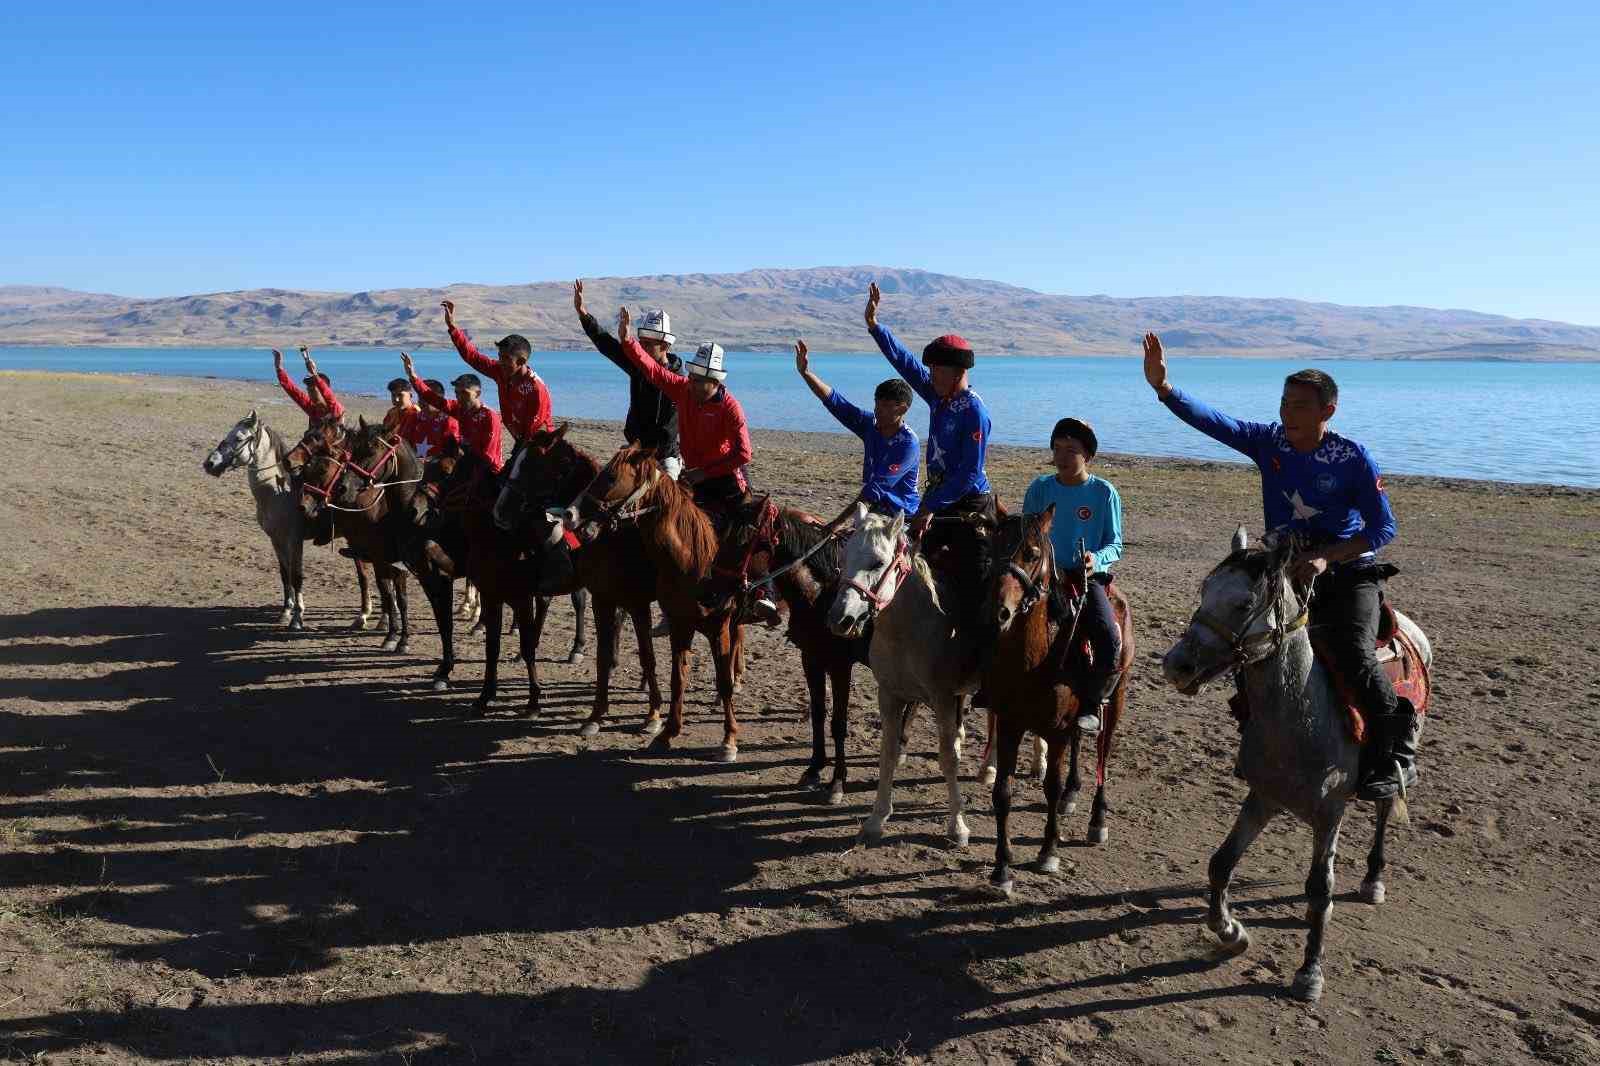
{"left": 1144, "top": 332, "right": 1270, "bottom": 455}
{"left": 866, "top": 283, "right": 938, "bottom": 406}
{"left": 796, "top": 339, "right": 871, "bottom": 438}
{"left": 273, "top": 349, "right": 317, "bottom": 415}
{"left": 441, "top": 299, "right": 499, "bottom": 377}
{"left": 614, "top": 307, "right": 688, "bottom": 405}
{"left": 301, "top": 347, "right": 344, "bottom": 418}
{"left": 402, "top": 352, "right": 458, "bottom": 416}
{"left": 575, "top": 280, "right": 633, "bottom": 373}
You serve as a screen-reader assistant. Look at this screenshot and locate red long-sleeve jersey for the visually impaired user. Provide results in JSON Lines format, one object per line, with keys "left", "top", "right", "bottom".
{"left": 383, "top": 404, "right": 459, "bottom": 459}
{"left": 618, "top": 337, "right": 750, "bottom": 487}
{"left": 448, "top": 325, "right": 551, "bottom": 442}
{"left": 277, "top": 367, "right": 345, "bottom": 424}
{"left": 410, "top": 373, "right": 503, "bottom": 472}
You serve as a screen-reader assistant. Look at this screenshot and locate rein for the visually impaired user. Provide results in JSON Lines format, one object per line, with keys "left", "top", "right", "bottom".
{"left": 324, "top": 434, "right": 422, "bottom": 513}
{"left": 844, "top": 533, "right": 914, "bottom": 617}
{"left": 1190, "top": 571, "right": 1310, "bottom": 672}
{"left": 742, "top": 496, "right": 863, "bottom": 593}
{"left": 575, "top": 465, "right": 662, "bottom": 533}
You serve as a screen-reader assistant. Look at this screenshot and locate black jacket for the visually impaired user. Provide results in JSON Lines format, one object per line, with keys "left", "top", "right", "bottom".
{"left": 580, "top": 312, "right": 682, "bottom": 458}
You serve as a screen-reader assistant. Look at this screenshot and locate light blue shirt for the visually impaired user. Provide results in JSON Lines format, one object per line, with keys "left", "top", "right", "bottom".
{"left": 1021, "top": 473, "right": 1124, "bottom": 573}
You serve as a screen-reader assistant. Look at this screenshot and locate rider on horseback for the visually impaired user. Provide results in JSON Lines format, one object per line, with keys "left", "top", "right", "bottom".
{"left": 402, "top": 353, "right": 504, "bottom": 473}
{"left": 440, "top": 299, "right": 551, "bottom": 458}
{"left": 1142, "top": 333, "right": 1416, "bottom": 801}
{"left": 865, "top": 282, "right": 994, "bottom": 668}
{"left": 794, "top": 338, "right": 920, "bottom": 517}
{"left": 574, "top": 280, "right": 684, "bottom": 479}
{"left": 1022, "top": 417, "right": 1124, "bottom": 737}
{"left": 613, "top": 306, "right": 780, "bottom": 625}
{"left": 384, "top": 377, "right": 460, "bottom": 460}
{"left": 274, "top": 346, "right": 344, "bottom": 425}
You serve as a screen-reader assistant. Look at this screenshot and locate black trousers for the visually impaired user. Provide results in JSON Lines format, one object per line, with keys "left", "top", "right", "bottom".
{"left": 1310, "top": 565, "right": 1399, "bottom": 722}
{"left": 1051, "top": 572, "right": 1121, "bottom": 702}
{"left": 921, "top": 492, "right": 995, "bottom": 629}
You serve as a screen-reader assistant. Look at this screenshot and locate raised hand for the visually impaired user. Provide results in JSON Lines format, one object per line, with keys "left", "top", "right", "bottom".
{"left": 617, "top": 306, "right": 631, "bottom": 343}
{"left": 300, "top": 346, "right": 318, "bottom": 375}
{"left": 1142, "top": 332, "right": 1170, "bottom": 396}
{"left": 401, "top": 352, "right": 415, "bottom": 376}
{"left": 272, "top": 348, "right": 284, "bottom": 369}
{"left": 572, "top": 280, "right": 585, "bottom": 318}
{"left": 794, "top": 339, "right": 809, "bottom": 374}
{"left": 441, "top": 299, "right": 456, "bottom": 329}
{"left": 865, "top": 281, "right": 881, "bottom": 329}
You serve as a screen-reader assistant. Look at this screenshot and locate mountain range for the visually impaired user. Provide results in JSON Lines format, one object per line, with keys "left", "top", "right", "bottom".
{"left": 3, "top": 267, "right": 1598, "bottom": 359}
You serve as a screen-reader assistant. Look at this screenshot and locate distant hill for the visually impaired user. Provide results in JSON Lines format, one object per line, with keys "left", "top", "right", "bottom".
{"left": 3, "top": 267, "right": 1598, "bottom": 359}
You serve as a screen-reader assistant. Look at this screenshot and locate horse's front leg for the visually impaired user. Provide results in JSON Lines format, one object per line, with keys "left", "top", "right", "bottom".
{"left": 629, "top": 602, "right": 663, "bottom": 720}
{"left": 1062, "top": 726, "right": 1083, "bottom": 815}
{"left": 473, "top": 597, "right": 504, "bottom": 716}
{"left": 426, "top": 575, "right": 454, "bottom": 691}
{"left": 1207, "top": 790, "right": 1274, "bottom": 958}
{"left": 826, "top": 660, "right": 853, "bottom": 806}
{"left": 566, "top": 589, "right": 588, "bottom": 664}
{"left": 936, "top": 695, "right": 970, "bottom": 847}
{"left": 518, "top": 595, "right": 549, "bottom": 717}
{"left": 1360, "top": 798, "right": 1394, "bottom": 904}
{"left": 392, "top": 570, "right": 411, "bottom": 654}
{"left": 352, "top": 557, "right": 374, "bottom": 630}
{"left": 647, "top": 618, "right": 693, "bottom": 751}
{"left": 799, "top": 649, "right": 829, "bottom": 788}
{"left": 1039, "top": 731, "right": 1068, "bottom": 869}
{"left": 288, "top": 535, "right": 307, "bottom": 630}
{"left": 859, "top": 694, "right": 910, "bottom": 845}
{"left": 990, "top": 722, "right": 1023, "bottom": 893}
{"left": 711, "top": 616, "right": 739, "bottom": 762}
{"left": 581, "top": 604, "right": 620, "bottom": 737}
{"left": 375, "top": 570, "right": 400, "bottom": 652}
{"left": 1294, "top": 814, "right": 1344, "bottom": 1003}
{"left": 979, "top": 707, "right": 999, "bottom": 787}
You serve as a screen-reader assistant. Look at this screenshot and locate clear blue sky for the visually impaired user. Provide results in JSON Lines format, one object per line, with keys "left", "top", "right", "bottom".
{"left": 5, "top": 1, "right": 1597, "bottom": 323}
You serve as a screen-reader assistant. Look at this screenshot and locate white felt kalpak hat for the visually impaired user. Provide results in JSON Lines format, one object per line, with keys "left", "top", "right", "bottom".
{"left": 685, "top": 342, "right": 727, "bottom": 382}
{"left": 636, "top": 308, "right": 675, "bottom": 347}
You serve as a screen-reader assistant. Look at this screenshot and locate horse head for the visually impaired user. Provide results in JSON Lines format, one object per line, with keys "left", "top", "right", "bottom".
{"left": 494, "top": 423, "right": 576, "bottom": 534}
{"left": 203, "top": 410, "right": 261, "bottom": 476}
{"left": 1163, "top": 525, "right": 1309, "bottom": 695}
{"left": 298, "top": 452, "right": 342, "bottom": 520}
{"left": 572, "top": 441, "right": 662, "bottom": 532}
{"left": 827, "top": 503, "right": 906, "bottom": 639}
{"left": 990, "top": 505, "right": 1056, "bottom": 634}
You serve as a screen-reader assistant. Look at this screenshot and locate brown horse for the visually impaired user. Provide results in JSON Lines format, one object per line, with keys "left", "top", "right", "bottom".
{"left": 414, "top": 438, "right": 587, "bottom": 714}
{"left": 572, "top": 443, "right": 746, "bottom": 761}
{"left": 983, "top": 505, "right": 1135, "bottom": 895}
{"left": 702, "top": 500, "right": 868, "bottom": 802}
{"left": 492, "top": 426, "right": 663, "bottom": 733}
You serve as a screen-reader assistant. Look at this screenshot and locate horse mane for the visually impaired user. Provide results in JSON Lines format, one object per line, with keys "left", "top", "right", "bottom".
{"left": 260, "top": 422, "right": 288, "bottom": 461}
{"left": 639, "top": 459, "right": 718, "bottom": 574}
{"left": 775, "top": 508, "right": 840, "bottom": 585}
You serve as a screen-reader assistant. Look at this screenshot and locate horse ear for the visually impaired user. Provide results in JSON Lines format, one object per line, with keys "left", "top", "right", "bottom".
{"left": 553, "top": 422, "right": 570, "bottom": 442}
{"left": 851, "top": 501, "right": 869, "bottom": 527}
{"left": 1037, "top": 503, "right": 1056, "bottom": 534}
{"left": 247, "top": 408, "right": 258, "bottom": 424}
{"left": 358, "top": 415, "right": 369, "bottom": 431}
{"left": 890, "top": 510, "right": 906, "bottom": 537}
{"left": 1231, "top": 525, "right": 1249, "bottom": 552}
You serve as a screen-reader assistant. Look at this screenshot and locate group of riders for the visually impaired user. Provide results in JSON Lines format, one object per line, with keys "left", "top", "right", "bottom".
{"left": 272, "top": 281, "right": 1419, "bottom": 803}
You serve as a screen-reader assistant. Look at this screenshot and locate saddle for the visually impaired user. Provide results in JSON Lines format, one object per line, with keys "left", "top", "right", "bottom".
{"left": 1310, "top": 601, "right": 1431, "bottom": 744}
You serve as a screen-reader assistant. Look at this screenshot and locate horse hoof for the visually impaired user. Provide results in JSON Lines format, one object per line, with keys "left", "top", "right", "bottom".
{"left": 858, "top": 822, "right": 885, "bottom": 846}
{"left": 798, "top": 767, "right": 824, "bottom": 788}
{"left": 1359, "top": 880, "right": 1386, "bottom": 905}
{"left": 896, "top": 752, "right": 909, "bottom": 769}
{"left": 989, "top": 872, "right": 1015, "bottom": 899}
{"left": 278, "top": 611, "right": 294, "bottom": 625}
{"left": 566, "top": 651, "right": 585, "bottom": 665}
{"left": 1291, "top": 967, "right": 1324, "bottom": 1003}
{"left": 579, "top": 721, "right": 601, "bottom": 738}
{"left": 350, "top": 617, "right": 370, "bottom": 631}
{"left": 430, "top": 678, "right": 448, "bottom": 693}
{"left": 828, "top": 782, "right": 846, "bottom": 806}
{"left": 948, "top": 825, "right": 970, "bottom": 848}
{"left": 979, "top": 766, "right": 997, "bottom": 788}
{"left": 644, "top": 733, "right": 673, "bottom": 754}
{"left": 718, "top": 745, "right": 738, "bottom": 764}
{"left": 1038, "top": 855, "right": 1061, "bottom": 875}
{"left": 1063, "top": 792, "right": 1080, "bottom": 814}
{"left": 468, "top": 701, "right": 490, "bottom": 719}
{"left": 1212, "top": 922, "right": 1251, "bottom": 958}
{"left": 380, "top": 639, "right": 400, "bottom": 653}
{"left": 639, "top": 718, "right": 665, "bottom": 738}
{"left": 395, "top": 641, "right": 411, "bottom": 655}
{"left": 290, "top": 619, "right": 306, "bottom": 632}
{"left": 1087, "top": 825, "right": 1109, "bottom": 845}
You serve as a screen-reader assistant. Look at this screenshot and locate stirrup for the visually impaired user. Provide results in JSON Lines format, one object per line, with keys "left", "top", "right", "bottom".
{"left": 1076, "top": 710, "right": 1102, "bottom": 736}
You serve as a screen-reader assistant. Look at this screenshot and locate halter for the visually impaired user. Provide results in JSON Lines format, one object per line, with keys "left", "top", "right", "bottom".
{"left": 1188, "top": 565, "right": 1310, "bottom": 672}
{"left": 712, "top": 498, "right": 779, "bottom": 586}
{"left": 997, "top": 528, "right": 1056, "bottom": 620}
{"left": 575, "top": 462, "right": 661, "bottom": 533}
{"left": 324, "top": 433, "right": 422, "bottom": 513}
{"left": 300, "top": 450, "right": 350, "bottom": 502}
{"left": 843, "top": 532, "right": 914, "bottom": 617}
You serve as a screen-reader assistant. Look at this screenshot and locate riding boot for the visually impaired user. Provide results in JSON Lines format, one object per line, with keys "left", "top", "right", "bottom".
{"left": 1072, "top": 668, "right": 1120, "bottom": 737}
{"left": 1357, "top": 698, "right": 1420, "bottom": 801}
{"left": 534, "top": 542, "right": 576, "bottom": 596}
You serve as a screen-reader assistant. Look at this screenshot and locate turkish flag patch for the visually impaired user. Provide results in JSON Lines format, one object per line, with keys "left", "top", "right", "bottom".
{"left": 888, "top": 463, "right": 900, "bottom": 473}
{"left": 971, "top": 430, "right": 982, "bottom": 442}
{"left": 1376, "top": 475, "right": 1386, "bottom": 492}
{"left": 1077, "top": 506, "right": 1092, "bottom": 521}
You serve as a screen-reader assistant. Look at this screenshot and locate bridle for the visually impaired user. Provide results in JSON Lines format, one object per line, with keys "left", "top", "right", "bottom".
{"left": 572, "top": 459, "right": 661, "bottom": 534}
{"left": 1187, "top": 558, "right": 1311, "bottom": 676}
{"left": 842, "top": 526, "right": 914, "bottom": 618}
{"left": 324, "top": 432, "right": 421, "bottom": 513}
{"left": 996, "top": 519, "right": 1056, "bottom": 620}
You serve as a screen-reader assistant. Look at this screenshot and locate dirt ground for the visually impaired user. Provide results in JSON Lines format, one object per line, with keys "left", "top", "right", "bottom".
{"left": 1, "top": 370, "right": 1598, "bottom": 1066}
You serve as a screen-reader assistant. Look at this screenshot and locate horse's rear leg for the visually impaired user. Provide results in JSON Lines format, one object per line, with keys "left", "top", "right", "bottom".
{"left": 352, "top": 558, "right": 374, "bottom": 630}
{"left": 1038, "top": 732, "right": 1068, "bottom": 870}
{"left": 581, "top": 604, "right": 620, "bottom": 737}
{"left": 425, "top": 575, "right": 454, "bottom": 692}
{"left": 1086, "top": 674, "right": 1128, "bottom": 843}
{"left": 859, "top": 695, "right": 910, "bottom": 845}
{"left": 629, "top": 603, "right": 663, "bottom": 720}
{"left": 392, "top": 570, "right": 412, "bottom": 654}
{"left": 566, "top": 589, "right": 588, "bottom": 664}
{"left": 1062, "top": 727, "right": 1083, "bottom": 815}
{"left": 1360, "top": 799, "right": 1394, "bottom": 904}
{"left": 473, "top": 597, "right": 504, "bottom": 716}
{"left": 711, "top": 618, "right": 739, "bottom": 762}
{"left": 288, "top": 536, "right": 307, "bottom": 630}
{"left": 979, "top": 708, "right": 998, "bottom": 787}
{"left": 516, "top": 596, "right": 545, "bottom": 717}
{"left": 375, "top": 572, "right": 399, "bottom": 651}
{"left": 1294, "top": 816, "right": 1344, "bottom": 1003}
{"left": 456, "top": 580, "right": 480, "bottom": 622}
{"left": 896, "top": 702, "right": 916, "bottom": 769}
{"left": 990, "top": 723, "right": 1024, "bottom": 894}
{"left": 1208, "top": 790, "right": 1274, "bottom": 958}
{"left": 826, "top": 661, "right": 853, "bottom": 806}
{"left": 799, "top": 650, "right": 829, "bottom": 788}
{"left": 936, "top": 696, "right": 970, "bottom": 847}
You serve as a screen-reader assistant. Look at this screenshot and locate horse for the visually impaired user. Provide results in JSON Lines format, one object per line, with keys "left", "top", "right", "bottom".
{"left": 414, "top": 438, "right": 587, "bottom": 714}
{"left": 1161, "top": 526, "right": 1432, "bottom": 1002}
{"left": 493, "top": 425, "right": 662, "bottom": 733}
{"left": 828, "top": 506, "right": 977, "bottom": 847}
{"left": 202, "top": 410, "right": 374, "bottom": 630}
{"left": 571, "top": 443, "right": 746, "bottom": 761}
{"left": 981, "top": 506, "right": 1136, "bottom": 894}
{"left": 701, "top": 498, "right": 868, "bottom": 804}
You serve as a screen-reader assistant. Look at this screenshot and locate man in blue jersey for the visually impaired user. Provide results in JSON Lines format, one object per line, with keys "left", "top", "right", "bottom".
{"left": 1022, "top": 417, "right": 1124, "bottom": 736}
{"left": 865, "top": 282, "right": 994, "bottom": 663}
{"left": 1143, "top": 332, "right": 1416, "bottom": 800}
{"left": 794, "top": 338, "right": 920, "bottom": 516}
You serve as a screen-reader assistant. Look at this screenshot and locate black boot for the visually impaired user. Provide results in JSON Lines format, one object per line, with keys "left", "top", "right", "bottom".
{"left": 1357, "top": 698, "right": 1420, "bottom": 801}
{"left": 1073, "top": 669, "right": 1120, "bottom": 736}
{"left": 534, "top": 543, "right": 576, "bottom": 596}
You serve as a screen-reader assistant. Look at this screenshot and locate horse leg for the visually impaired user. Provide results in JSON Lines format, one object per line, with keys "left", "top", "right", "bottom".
{"left": 1039, "top": 731, "right": 1068, "bottom": 870}
{"left": 896, "top": 702, "right": 916, "bottom": 769}
{"left": 647, "top": 619, "right": 692, "bottom": 752}
{"left": 288, "top": 535, "right": 307, "bottom": 630}
{"left": 990, "top": 722, "right": 1024, "bottom": 894}
{"left": 1087, "top": 674, "right": 1128, "bottom": 843}
{"left": 1207, "top": 790, "right": 1274, "bottom": 957}
{"left": 799, "top": 649, "right": 828, "bottom": 788}
{"left": 731, "top": 622, "right": 746, "bottom": 694}
{"left": 1062, "top": 727, "right": 1083, "bottom": 816}
{"left": 456, "top": 579, "right": 477, "bottom": 620}
{"left": 566, "top": 589, "right": 589, "bottom": 664}
{"left": 979, "top": 708, "right": 999, "bottom": 787}
{"left": 392, "top": 569, "right": 411, "bottom": 654}
{"left": 425, "top": 574, "right": 454, "bottom": 692}
{"left": 473, "top": 596, "right": 503, "bottom": 716}
{"left": 375, "top": 571, "right": 399, "bottom": 651}
{"left": 1294, "top": 815, "right": 1344, "bottom": 1003}
{"left": 516, "top": 596, "right": 543, "bottom": 717}
{"left": 827, "top": 660, "right": 853, "bottom": 806}
{"left": 1360, "top": 799, "right": 1395, "bottom": 904}
{"left": 581, "top": 604, "right": 620, "bottom": 737}
{"left": 352, "top": 558, "right": 374, "bottom": 630}
{"left": 630, "top": 603, "right": 663, "bottom": 718}
{"left": 936, "top": 695, "right": 970, "bottom": 847}
{"left": 712, "top": 617, "right": 739, "bottom": 762}
{"left": 1030, "top": 734, "right": 1048, "bottom": 785}
{"left": 859, "top": 694, "right": 910, "bottom": 845}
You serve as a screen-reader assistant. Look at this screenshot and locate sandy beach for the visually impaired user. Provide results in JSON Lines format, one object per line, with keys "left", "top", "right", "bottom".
{"left": 2, "top": 369, "right": 1598, "bottom": 1065}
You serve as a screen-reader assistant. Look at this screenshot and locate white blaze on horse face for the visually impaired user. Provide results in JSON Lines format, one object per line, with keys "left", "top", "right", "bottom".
{"left": 828, "top": 514, "right": 895, "bottom": 637}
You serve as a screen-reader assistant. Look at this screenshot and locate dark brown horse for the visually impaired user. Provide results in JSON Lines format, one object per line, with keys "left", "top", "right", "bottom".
{"left": 492, "top": 426, "right": 663, "bottom": 733}
{"left": 982, "top": 505, "right": 1135, "bottom": 895}
{"left": 573, "top": 443, "right": 746, "bottom": 761}
{"left": 414, "top": 438, "right": 587, "bottom": 715}
{"left": 702, "top": 500, "right": 868, "bottom": 802}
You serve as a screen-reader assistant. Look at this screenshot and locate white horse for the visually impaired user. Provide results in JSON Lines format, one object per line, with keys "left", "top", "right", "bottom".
{"left": 203, "top": 411, "right": 374, "bottom": 630}
{"left": 1161, "top": 526, "right": 1431, "bottom": 1002}
{"left": 828, "top": 506, "right": 975, "bottom": 847}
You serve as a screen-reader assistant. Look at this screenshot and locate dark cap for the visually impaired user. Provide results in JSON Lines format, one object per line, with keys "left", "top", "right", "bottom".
{"left": 303, "top": 372, "right": 331, "bottom": 386}
{"left": 494, "top": 334, "right": 532, "bottom": 361}
{"left": 1050, "top": 417, "right": 1098, "bottom": 458}
{"left": 874, "top": 378, "right": 914, "bottom": 407}
{"left": 386, "top": 377, "right": 412, "bottom": 393}
{"left": 451, "top": 373, "right": 483, "bottom": 390}
{"left": 921, "top": 334, "right": 974, "bottom": 369}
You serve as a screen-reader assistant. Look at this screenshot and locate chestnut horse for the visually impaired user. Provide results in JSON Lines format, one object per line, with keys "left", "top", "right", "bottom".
{"left": 491, "top": 425, "right": 663, "bottom": 731}
{"left": 571, "top": 443, "right": 746, "bottom": 761}
{"left": 983, "top": 506, "right": 1135, "bottom": 896}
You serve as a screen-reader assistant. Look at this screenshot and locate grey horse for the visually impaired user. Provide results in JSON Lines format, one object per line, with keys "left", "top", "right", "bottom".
{"left": 203, "top": 410, "right": 374, "bottom": 630}
{"left": 828, "top": 505, "right": 974, "bottom": 847}
{"left": 1161, "top": 526, "right": 1431, "bottom": 1002}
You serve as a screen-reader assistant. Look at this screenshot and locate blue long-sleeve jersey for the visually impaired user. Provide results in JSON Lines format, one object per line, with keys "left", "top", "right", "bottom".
{"left": 870, "top": 324, "right": 991, "bottom": 513}
{"left": 820, "top": 387, "right": 921, "bottom": 515}
{"left": 1161, "top": 386, "right": 1397, "bottom": 558}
